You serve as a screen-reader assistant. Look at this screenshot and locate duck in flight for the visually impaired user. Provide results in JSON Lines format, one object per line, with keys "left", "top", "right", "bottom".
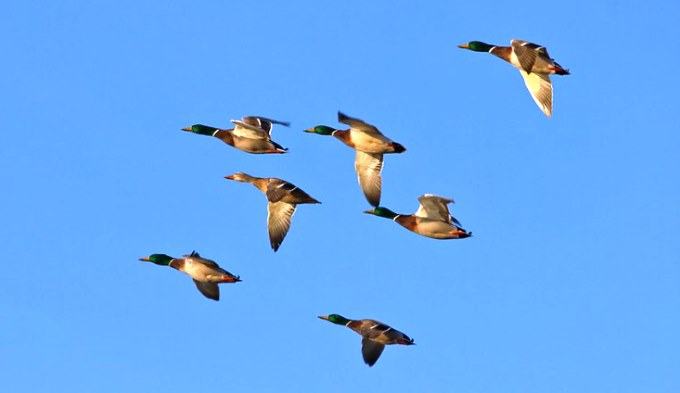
{"left": 318, "top": 314, "right": 415, "bottom": 367}
{"left": 305, "top": 111, "right": 406, "bottom": 207}
{"left": 458, "top": 39, "right": 570, "bottom": 117}
{"left": 182, "top": 115, "right": 289, "bottom": 154}
{"left": 364, "top": 194, "right": 471, "bottom": 239}
{"left": 139, "top": 251, "right": 240, "bottom": 301}
{"left": 225, "top": 172, "right": 320, "bottom": 252}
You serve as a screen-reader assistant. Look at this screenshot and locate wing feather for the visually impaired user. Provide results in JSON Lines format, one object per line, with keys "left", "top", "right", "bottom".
{"left": 241, "top": 116, "right": 290, "bottom": 134}
{"left": 193, "top": 280, "right": 219, "bottom": 301}
{"left": 338, "top": 111, "right": 383, "bottom": 135}
{"left": 354, "top": 151, "right": 383, "bottom": 207}
{"left": 415, "top": 194, "right": 454, "bottom": 223}
{"left": 361, "top": 338, "right": 385, "bottom": 367}
{"left": 267, "top": 201, "right": 296, "bottom": 252}
{"left": 230, "top": 119, "right": 269, "bottom": 139}
{"left": 519, "top": 70, "right": 553, "bottom": 117}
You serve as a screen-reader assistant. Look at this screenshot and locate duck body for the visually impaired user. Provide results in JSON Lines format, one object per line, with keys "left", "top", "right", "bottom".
{"left": 140, "top": 251, "right": 240, "bottom": 301}
{"left": 365, "top": 194, "right": 471, "bottom": 239}
{"left": 502, "top": 41, "right": 569, "bottom": 75}
{"left": 225, "top": 172, "right": 320, "bottom": 251}
{"left": 331, "top": 128, "right": 405, "bottom": 155}
{"left": 346, "top": 319, "right": 414, "bottom": 346}
{"left": 305, "top": 112, "right": 405, "bottom": 207}
{"left": 182, "top": 116, "right": 289, "bottom": 154}
{"left": 458, "top": 39, "right": 569, "bottom": 116}
{"left": 170, "top": 252, "right": 240, "bottom": 283}
{"left": 319, "top": 314, "right": 414, "bottom": 367}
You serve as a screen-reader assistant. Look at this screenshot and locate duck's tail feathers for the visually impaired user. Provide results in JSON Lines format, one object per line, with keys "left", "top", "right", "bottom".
{"left": 391, "top": 142, "right": 406, "bottom": 153}
{"left": 553, "top": 63, "right": 570, "bottom": 75}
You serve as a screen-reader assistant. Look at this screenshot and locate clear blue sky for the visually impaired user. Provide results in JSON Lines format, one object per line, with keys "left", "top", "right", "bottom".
{"left": 2, "top": 1, "right": 679, "bottom": 392}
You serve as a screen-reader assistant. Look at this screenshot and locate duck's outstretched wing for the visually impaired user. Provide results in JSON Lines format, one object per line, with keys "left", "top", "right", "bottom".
{"left": 193, "top": 280, "right": 219, "bottom": 301}
{"left": 242, "top": 116, "right": 290, "bottom": 134}
{"left": 361, "top": 338, "right": 385, "bottom": 367}
{"left": 354, "top": 151, "right": 383, "bottom": 207}
{"left": 415, "top": 194, "right": 454, "bottom": 223}
{"left": 267, "top": 201, "right": 296, "bottom": 252}
{"left": 231, "top": 119, "right": 269, "bottom": 139}
{"left": 338, "top": 111, "right": 383, "bottom": 135}
{"left": 519, "top": 69, "right": 553, "bottom": 117}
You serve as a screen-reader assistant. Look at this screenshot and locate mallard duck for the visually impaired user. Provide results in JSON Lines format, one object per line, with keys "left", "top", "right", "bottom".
{"left": 458, "top": 39, "right": 570, "bottom": 117}
{"left": 225, "top": 172, "right": 320, "bottom": 251}
{"left": 139, "top": 251, "right": 240, "bottom": 301}
{"left": 182, "top": 116, "right": 289, "bottom": 154}
{"left": 318, "top": 314, "right": 414, "bottom": 367}
{"left": 364, "top": 194, "right": 471, "bottom": 239}
{"left": 304, "top": 111, "right": 406, "bottom": 207}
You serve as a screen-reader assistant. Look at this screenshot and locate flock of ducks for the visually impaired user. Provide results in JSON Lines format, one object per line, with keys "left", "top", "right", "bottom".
{"left": 140, "top": 39, "right": 569, "bottom": 367}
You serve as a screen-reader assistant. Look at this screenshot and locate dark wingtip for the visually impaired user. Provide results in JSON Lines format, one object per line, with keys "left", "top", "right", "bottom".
{"left": 366, "top": 195, "right": 380, "bottom": 207}
{"left": 337, "top": 111, "right": 348, "bottom": 122}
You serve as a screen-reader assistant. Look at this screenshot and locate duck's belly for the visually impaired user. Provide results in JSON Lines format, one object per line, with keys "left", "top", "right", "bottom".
{"left": 350, "top": 132, "right": 393, "bottom": 153}
{"left": 411, "top": 218, "right": 457, "bottom": 239}
{"left": 233, "top": 136, "right": 275, "bottom": 153}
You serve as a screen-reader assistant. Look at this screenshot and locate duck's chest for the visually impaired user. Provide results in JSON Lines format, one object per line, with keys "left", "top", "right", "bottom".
{"left": 179, "top": 259, "right": 211, "bottom": 280}
{"left": 507, "top": 48, "right": 523, "bottom": 69}
{"left": 395, "top": 215, "right": 419, "bottom": 232}
{"left": 490, "top": 46, "right": 514, "bottom": 65}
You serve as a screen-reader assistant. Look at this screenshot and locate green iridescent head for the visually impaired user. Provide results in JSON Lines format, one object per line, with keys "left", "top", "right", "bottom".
{"left": 304, "top": 125, "right": 337, "bottom": 135}
{"left": 318, "top": 314, "right": 351, "bottom": 325}
{"left": 139, "top": 253, "right": 174, "bottom": 266}
{"left": 181, "top": 124, "right": 217, "bottom": 136}
{"left": 457, "top": 41, "right": 494, "bottom": 52}
{"left": 364, "top": 206, "right": 399, "bottom": 219}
